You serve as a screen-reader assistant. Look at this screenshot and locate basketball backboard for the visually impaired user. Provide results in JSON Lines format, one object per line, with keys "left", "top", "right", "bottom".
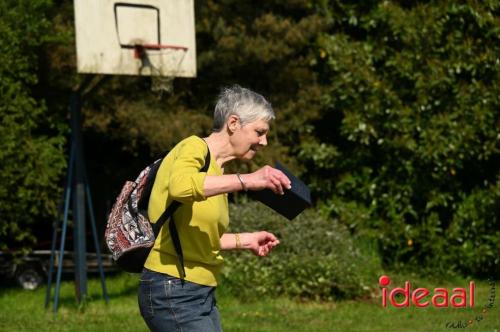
{"left": 74, "top": 0, "right": 196, "bottom": 78}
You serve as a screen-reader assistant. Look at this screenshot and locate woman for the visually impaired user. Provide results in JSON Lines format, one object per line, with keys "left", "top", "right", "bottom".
{"left": 138, "top": 85, "right": 291, "bottom": 331}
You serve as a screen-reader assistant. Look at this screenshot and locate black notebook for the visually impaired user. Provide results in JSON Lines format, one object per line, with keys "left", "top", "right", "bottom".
{"left": 248, "top": 162, "right": 311, "bottom": 220}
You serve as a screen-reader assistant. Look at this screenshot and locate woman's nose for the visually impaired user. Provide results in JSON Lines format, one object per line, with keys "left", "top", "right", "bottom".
{"left": 260, "top": 135, "right": 268, "bottom": 146}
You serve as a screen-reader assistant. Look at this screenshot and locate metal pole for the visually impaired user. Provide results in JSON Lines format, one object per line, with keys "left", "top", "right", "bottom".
{"left": 45, "top": 221, "right": 58, "bottom": 308}
{"left": 85, "top": 183, "right": 109, "bottom": 303}
{"left": 70, "top": 91, "right": 87, "bottom": 304}
{"left": 49, "top": 74, "right": 108, "bottom": 312}
{"left": 45, "top": 145, "right": 76, "bottom": 308}
{"left": 53, "top": 141, "right": 75, "bottom": 313}
{"left": 80, "top": 74, "right": 110, "bottom": 304}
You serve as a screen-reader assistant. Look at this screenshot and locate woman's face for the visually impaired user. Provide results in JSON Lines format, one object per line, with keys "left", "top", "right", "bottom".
{"left": 230, "top": 117, "right": 269, "bottom": 160}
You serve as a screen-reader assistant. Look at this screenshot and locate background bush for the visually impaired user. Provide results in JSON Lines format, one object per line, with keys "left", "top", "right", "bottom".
{"left": 221, "top": 201, "right": 381, "bottom": 300}
{"left": 0, "top": 0, "right": 66, "bottom": 252}
{"left": 297, "top": 1, "right": 499, "bottom": 278}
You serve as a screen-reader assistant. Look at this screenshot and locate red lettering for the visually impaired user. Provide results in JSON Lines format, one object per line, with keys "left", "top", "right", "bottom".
{"left": 390, "top": 281, "right": 410, "bottom": 307}
{"left": 412, "top": 288, "right": 430, "bottom": 307}
{"left": 470, "top": 281, "right": 475, "bottom": 308}
{"left": 450, "top": 288, "right": 466, "bottom": 307}
{"left": 382, "top": 287, "right": 388, "bottom": 307}
{"left": 432, "top": 288, "right": 449, "bottom": 307}
{"left": 379, "top": 275, "right": 391, "bottom": 307}
{"left": 380, "top": 278, "right": 476, "bottom": 309}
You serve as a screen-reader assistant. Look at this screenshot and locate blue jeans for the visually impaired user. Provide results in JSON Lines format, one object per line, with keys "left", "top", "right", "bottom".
{"left": 138, "top": 268, "right": 222, "bottom": 332}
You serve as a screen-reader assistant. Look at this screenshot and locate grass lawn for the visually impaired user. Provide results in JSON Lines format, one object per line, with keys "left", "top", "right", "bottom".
{"left": 0, "top": 273, "right": 497, "bottom": 331}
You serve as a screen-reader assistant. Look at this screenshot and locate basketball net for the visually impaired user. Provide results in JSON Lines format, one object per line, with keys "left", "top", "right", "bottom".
{"left": 134, "top": 44, "right": 187, "bottom": 95}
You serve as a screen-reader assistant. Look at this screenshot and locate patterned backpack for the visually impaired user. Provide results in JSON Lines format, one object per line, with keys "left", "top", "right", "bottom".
{"left": 105, "top": 149, "right": 210, "bottom": 274}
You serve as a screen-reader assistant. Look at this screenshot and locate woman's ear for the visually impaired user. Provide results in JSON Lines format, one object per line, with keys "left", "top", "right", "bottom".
{"left": 227, "top": 115, "right": 240, "bottom": 133}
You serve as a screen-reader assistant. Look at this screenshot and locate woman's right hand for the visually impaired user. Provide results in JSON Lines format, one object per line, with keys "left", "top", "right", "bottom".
{"left": 240, "top": 231, "right": 280, "bottom": 256}
{"left": 243, "top": 166, "right": 291, "bottom": 195}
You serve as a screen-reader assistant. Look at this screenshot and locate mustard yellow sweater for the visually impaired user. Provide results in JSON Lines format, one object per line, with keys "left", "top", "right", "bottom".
{"left": 144, "top": 136, "right": 229, "bottom": 286}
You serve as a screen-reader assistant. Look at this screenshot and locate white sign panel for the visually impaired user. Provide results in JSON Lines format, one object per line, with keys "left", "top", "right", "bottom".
{"left": 74, "top": 0, "right": 196, "bottom": 77}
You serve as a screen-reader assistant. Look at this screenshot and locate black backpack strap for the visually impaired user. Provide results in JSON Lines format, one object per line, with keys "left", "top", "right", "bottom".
{"left": 153, "top": 145, "right": 211, "bottom": 279}
{"left": 151, "top": 201, "right": 180, "bottom": 236}
{"left": 137, "top": 159, "right": 163, "bottom": 219}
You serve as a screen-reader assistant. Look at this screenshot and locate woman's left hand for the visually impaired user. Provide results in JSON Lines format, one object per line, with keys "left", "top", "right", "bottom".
{"left": 240, "top": 231, "right": 280, "bottom": 256}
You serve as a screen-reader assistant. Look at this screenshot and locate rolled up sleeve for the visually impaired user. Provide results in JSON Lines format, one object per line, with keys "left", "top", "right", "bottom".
{"left": 168, "top": 142, "right": 209, "bottom": 202}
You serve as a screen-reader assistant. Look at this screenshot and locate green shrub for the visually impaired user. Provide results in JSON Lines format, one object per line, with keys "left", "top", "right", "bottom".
{"left": 0, "top": 0, "right": 66, "bottom": 252}
{"left": 297, "top": 1, "right": 499, "bottom": 277}
{"left": 446, "top": 182, "right": 500, "bottom": 278}
{"left": 221, "top": 201, "right": 381, "bottom": 300}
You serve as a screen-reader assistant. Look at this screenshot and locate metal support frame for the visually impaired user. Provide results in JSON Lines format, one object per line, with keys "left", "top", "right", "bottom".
{"left": 45, "top": 75, "right": 109, "bottom": 313}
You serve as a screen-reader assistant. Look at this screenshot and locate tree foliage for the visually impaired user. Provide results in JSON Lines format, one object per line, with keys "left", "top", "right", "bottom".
{"left": 298, "top": 1, "right": 499, "bottom": 277}
{"left": 0, "top": 0, "right": 66, "bottom": 251}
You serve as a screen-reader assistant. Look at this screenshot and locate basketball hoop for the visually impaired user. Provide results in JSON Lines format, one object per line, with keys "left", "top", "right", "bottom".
{"left": 74, "top": 0, "right": 197, "bottom": 79}
{"left": 134, "top": 44, "right": 188, "bottom": 95}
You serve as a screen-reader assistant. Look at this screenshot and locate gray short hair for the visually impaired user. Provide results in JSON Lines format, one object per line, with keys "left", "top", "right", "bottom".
{"left": 212, "top": 85, "right": 275, "bottom": 132}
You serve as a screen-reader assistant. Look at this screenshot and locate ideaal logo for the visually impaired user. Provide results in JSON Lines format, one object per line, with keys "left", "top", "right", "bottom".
{"left": 379, "top": 275, "right": 496, "bottom": 328}
{"left": 379, "top": 275, "right": 475, "bottom": 308}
